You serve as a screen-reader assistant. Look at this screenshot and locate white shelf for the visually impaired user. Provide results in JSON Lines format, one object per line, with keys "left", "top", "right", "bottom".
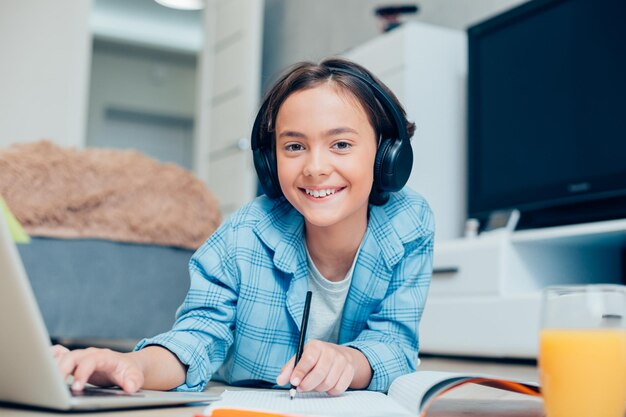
{"left": 420, "top": 294, "right": 542, "bottom": 358}
{"left": 421, "top": 219, "right": 625, "bottom": 359}
{"left": 511, "top": 218, "right": 626, "bottom": 245}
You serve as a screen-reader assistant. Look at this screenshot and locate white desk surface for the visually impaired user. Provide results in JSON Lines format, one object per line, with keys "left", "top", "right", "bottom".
{"left": 0, "top": 356, "right": 544, "bottom": 417}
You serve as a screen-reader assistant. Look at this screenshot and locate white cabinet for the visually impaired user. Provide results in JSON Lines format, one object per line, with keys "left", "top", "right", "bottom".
{"left": 421, "top": 220, "right": 626, "bottom": 358}
{"left": 345, "top": 22, "right": 467, "bottom": 242}
{"left": 428, "top": 236, "right": 506, "bottom": 296}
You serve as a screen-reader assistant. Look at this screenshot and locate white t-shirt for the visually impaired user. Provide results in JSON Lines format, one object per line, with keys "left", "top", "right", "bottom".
{"left": 305, "top": 246, "right": 359, "bottom": 344}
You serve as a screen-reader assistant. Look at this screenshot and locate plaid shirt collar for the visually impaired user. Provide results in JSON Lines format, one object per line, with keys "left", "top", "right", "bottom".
{"left": 252, "top": 196, "right": 408, "bottom": 274}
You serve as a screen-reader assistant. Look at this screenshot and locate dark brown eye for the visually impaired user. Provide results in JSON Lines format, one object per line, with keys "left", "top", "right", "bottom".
{"left": 285, "top": 143, "right": 305, "bottom": 152}
{"left": 333, "top": 141, "right": 351, "bottom": 150}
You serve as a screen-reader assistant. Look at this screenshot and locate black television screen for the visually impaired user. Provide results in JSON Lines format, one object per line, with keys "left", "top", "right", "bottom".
{"left": 467, "top": 0, "right": 626, "bottom": 230}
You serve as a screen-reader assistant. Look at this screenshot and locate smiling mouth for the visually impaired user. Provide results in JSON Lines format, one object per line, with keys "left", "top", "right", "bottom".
{"left": 300, "top": 187, "right": 345, "bottom": 199}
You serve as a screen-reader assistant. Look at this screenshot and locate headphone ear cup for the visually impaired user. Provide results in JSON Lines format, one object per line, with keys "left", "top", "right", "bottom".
{"left": 253, "top": 146, "right": 282, "bottom": 199}
{"left": 373, "top": 138, "right": 391, "bottom": 192}
{"left": 375, "top": 137, "right": 413, "bottom": 192}
{"left": 251, "top": 98, "right": 283, "bottom": 199}
{"left": 265, "top": 146, "right": 281, "bottom": 198}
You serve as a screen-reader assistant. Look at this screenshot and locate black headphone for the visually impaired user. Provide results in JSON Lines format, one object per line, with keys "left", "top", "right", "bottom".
{"left": 251, "top": 66, "right": 413, "bottom": 205}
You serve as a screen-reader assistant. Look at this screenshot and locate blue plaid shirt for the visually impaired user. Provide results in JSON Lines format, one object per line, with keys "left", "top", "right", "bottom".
{"left": 136, "top": 187, "right": 434, "bottom": 392}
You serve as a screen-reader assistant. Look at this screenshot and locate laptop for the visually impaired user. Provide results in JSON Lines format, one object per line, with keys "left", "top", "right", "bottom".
{"left": 0, "top": 213, "right": 219, "bottom": 410}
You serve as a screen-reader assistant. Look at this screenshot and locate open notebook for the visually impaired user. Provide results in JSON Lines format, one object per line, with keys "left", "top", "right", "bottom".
{"left": 204, "top": 371, "right": 540, "bottom": 417}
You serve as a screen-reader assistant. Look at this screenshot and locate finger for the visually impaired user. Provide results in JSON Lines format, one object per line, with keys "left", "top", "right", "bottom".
{"left": 90, "top": 350, "right": 143, "bottom": 394}
{"left": 79, "top": 349, "right": 122, "bottom": 387}
{"left": 276, "top": 356, "right": 295, "bottom": 386}
{"left": 52, "top": 345, "right": 71, "bottom": 368}
{"left": 290, "top": 342, "right": 322, "bottom": 388}
{"left": 117, "top": 366, "right": 144, "bottom": 394}
{"left": 315, "top": 355, "right": 345, "bottom": 392}
{"left": 71, "top": 357, "right": 98, "bottom": 391}
{"left": 327, "top": 367, "right": 354, "bottom": 396}
{"left": 52, "top": 344, "right": 70, "bottom": 358}
{"left": 76, "top": 350, "right": 142, "bottom": 394}
{"left": 59, "top": 348, "right": 107, "bottom": 385}
{"left": 57, "top": 351, "right": 82, "bottom": 381}
{"left": 297, "top": 345, "right": 332, "bottom": 392}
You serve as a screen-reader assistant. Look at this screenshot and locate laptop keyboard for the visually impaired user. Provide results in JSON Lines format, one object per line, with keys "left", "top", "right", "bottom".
{"left": 69, "top": 386, "right": 142, "bottom": 397}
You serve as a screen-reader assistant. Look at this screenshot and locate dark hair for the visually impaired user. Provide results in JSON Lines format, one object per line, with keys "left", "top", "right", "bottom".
{"left": 259, "top": 57, "right": 415, "bottom": 146}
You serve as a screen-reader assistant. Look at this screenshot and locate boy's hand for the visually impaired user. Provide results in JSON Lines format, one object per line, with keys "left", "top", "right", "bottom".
{"left": 276, "top": 340, "right": 371, "bottom": 396}
{"left": 51, "top": 344, "right": 144, "bottom": 393}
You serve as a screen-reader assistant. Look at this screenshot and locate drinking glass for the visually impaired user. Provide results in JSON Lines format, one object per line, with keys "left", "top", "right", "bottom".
{"left": 539, "top": 285, "right": 626, "bottom": 417}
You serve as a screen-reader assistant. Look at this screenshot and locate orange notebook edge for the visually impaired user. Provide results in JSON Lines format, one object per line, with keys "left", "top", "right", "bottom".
{"left": 200, "top": 408, "right": 304, "bottom": 417}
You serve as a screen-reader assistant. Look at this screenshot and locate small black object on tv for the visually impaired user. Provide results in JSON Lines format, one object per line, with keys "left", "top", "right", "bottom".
{"left": 467, "top": 0, "right": 626, "bottom": 231}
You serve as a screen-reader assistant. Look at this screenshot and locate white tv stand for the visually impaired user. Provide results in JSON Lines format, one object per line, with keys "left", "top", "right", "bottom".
{"left": 419, "top": 219, "right": 626, "bottom": 359}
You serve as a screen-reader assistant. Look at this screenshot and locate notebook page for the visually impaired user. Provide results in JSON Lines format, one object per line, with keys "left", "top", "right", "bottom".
{"left": 387, "top": 371, "right": 541, "bottom": 415}
{"left": 387, "top": 371, "right": 468, "bottom": 415}
{"left": 205, "top": 389, "right": 413, "bottom": 417}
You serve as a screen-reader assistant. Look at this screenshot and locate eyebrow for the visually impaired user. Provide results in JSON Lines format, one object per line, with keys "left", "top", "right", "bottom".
{"left": 277, "top": 127, "right": 358, "bottom": 139}
{"left": 278, "top": 131, "right": 306, "bottom": 139}
{"left": 325, "top": 127, "right": 358, "bottom": 136}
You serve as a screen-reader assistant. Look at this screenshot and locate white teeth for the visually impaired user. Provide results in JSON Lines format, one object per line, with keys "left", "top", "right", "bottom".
{"left": 305, "top": 188, "right": 336, "bottom": 198}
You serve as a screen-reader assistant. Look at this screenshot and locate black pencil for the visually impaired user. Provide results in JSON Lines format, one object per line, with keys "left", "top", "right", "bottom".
{"left": 290, "top": 290, "right": 312, "bottom": 400}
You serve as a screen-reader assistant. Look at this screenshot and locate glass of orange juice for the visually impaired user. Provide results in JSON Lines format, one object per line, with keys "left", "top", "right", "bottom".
{"left": 539, "top": 285, "right": 626, "bottom": 417}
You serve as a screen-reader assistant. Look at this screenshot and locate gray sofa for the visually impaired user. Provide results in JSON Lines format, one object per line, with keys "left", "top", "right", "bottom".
{"left": 18, "top": 237, "right": 194, "bottom": 350}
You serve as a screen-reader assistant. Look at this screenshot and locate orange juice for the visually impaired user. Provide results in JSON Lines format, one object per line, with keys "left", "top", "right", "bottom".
{"left": 539, "top": 329, "right": 626, "bottom": 417}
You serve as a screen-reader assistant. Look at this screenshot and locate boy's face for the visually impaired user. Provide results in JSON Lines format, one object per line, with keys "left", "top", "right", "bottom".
{"left": 275, "top": 84, "right": 377, "bottom": 230}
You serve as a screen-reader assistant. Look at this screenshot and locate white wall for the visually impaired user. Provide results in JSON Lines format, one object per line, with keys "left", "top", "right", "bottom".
{"left": 87, "top": 42, "right": 197, "bottom": 124}
{"left": 91, "top": 0, "right": 202, "bottom": 54}
{"left": 0, "top": 0, "right": 92, "bottom": 148}
{"left": 263, "top": 0, "right": 525, "bottom": 84}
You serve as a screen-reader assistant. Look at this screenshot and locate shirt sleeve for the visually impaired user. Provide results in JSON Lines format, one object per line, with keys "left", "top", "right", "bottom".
{"left": 343, "top": 231, "right": 434, "bottom": 392}
{"left": 134, "top": 219, "right": 239, "bottom": 392}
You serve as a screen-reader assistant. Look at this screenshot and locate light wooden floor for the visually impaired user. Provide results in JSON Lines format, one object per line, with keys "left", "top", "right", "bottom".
{"left": 418, "top": 355, "right": 538, "bottom": 380}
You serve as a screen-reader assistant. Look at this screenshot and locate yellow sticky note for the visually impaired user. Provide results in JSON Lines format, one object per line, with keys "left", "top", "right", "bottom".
{"left": 0, "top": 196, "right": 30, "bottom": 243}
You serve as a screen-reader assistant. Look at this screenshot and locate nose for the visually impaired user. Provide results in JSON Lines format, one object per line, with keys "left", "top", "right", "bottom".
{"left": 302, "top": 147, "right": 331, "bottom": 177}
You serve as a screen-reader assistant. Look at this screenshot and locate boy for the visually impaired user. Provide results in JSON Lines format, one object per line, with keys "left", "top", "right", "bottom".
{"left": 53, "top": 58, "right": 434, "bottom": 396}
